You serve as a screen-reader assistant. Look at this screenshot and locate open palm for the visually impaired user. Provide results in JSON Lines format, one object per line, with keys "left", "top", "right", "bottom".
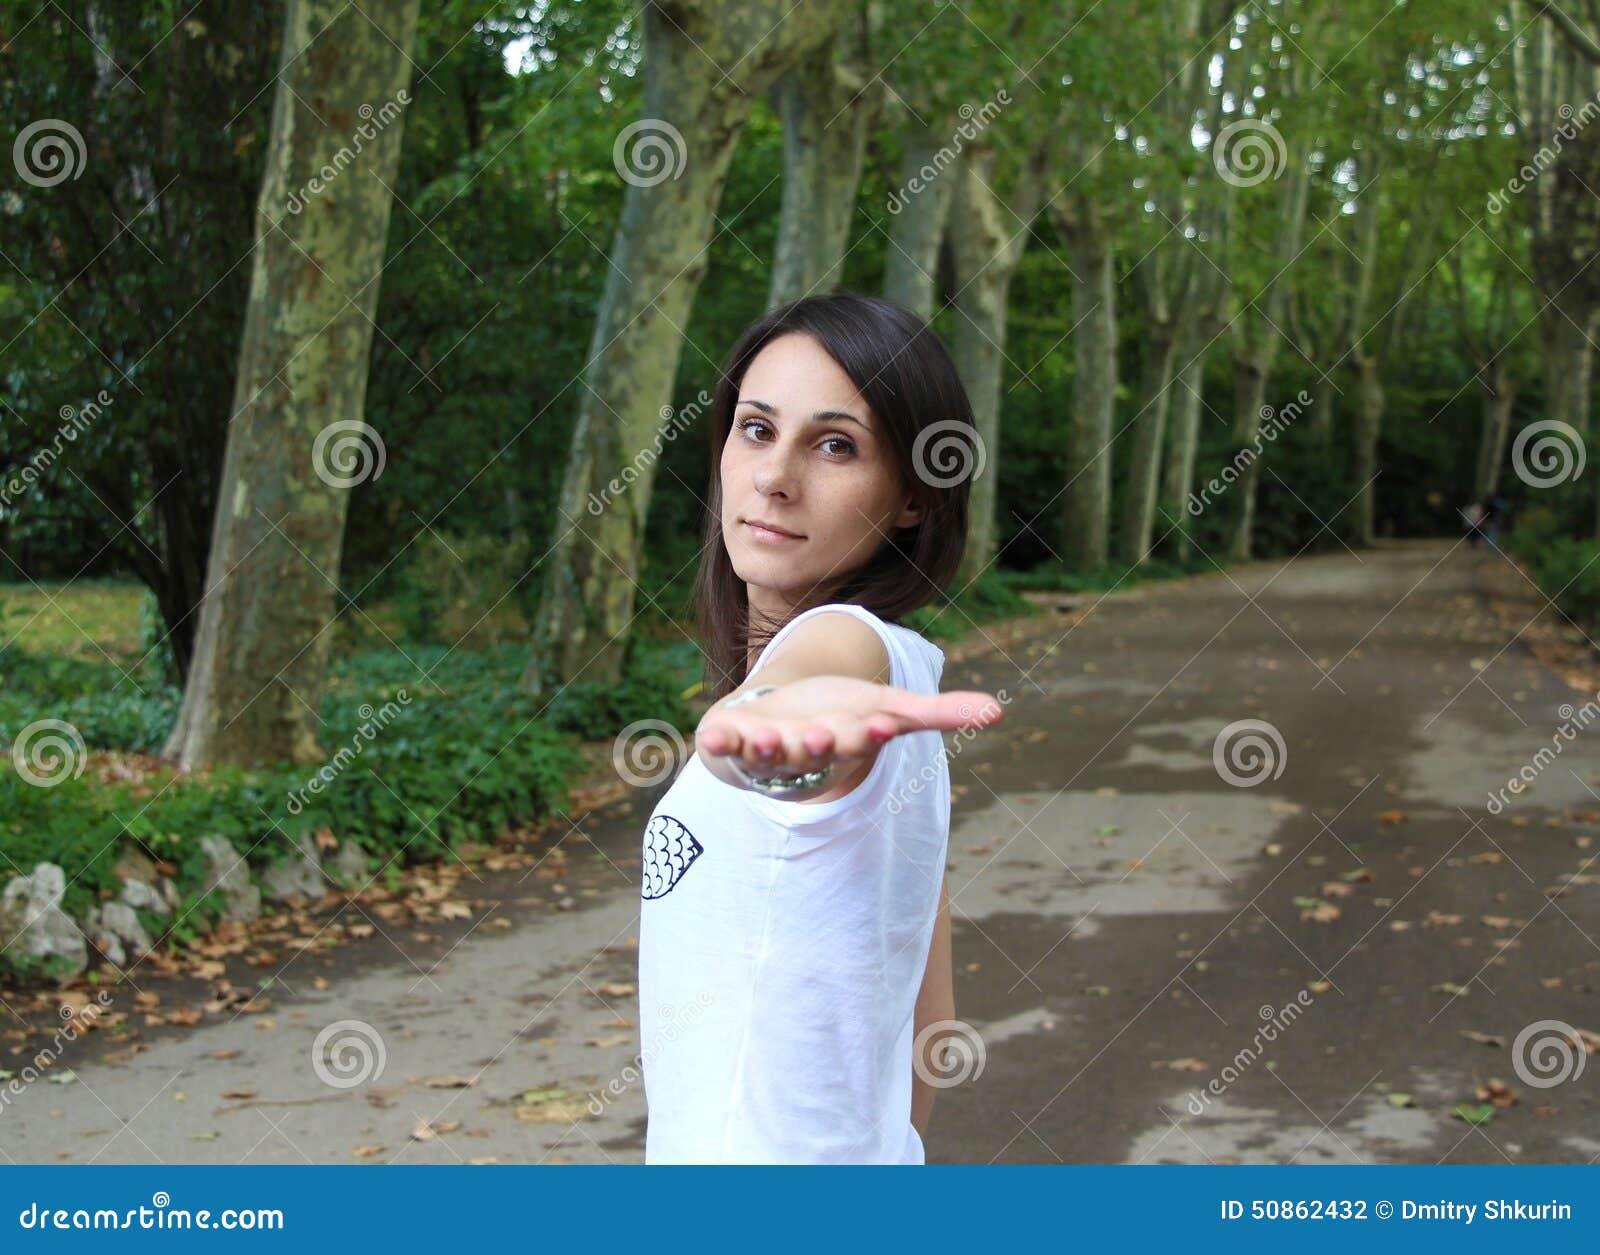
{"left": 696, "top": 675, "right": 1006, "bottom": 776}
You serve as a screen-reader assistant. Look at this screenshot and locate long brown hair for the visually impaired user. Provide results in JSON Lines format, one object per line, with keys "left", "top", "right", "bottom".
{"left": 693, "top": 293, "right": 975, "bottom": 701}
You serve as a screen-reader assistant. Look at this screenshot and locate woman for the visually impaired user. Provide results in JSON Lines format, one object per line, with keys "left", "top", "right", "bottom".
{"left": 637, "top": 293, "right": 1006, "bottom": 1164}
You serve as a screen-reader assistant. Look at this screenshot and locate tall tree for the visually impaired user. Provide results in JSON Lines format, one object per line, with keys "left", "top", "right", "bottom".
{"left": 949, "top": 142, "right": 1046, "bottom": 585}
{"left": 520, "top": 0, "right": 850, "bottom": 698}
{"left": 767, "top": 10, "right": 882, "bottom": 307}
{"left": 163, "top": 0, "right": 421, "bottom": 770}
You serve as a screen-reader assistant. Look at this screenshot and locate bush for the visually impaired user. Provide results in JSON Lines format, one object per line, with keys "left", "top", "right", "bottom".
{"left": 1505, "top": 505, "right": 1600, "bottom": 633}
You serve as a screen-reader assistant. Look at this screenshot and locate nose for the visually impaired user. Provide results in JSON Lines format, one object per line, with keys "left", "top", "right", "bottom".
{"left": 752, "top": 434, "right": 803, "bottom": 498}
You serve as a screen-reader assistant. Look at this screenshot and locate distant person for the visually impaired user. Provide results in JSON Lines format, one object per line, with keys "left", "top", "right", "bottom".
{"left": 1485, "top": 492, "right": 1510, "bottom": 549}
{"left": 1462, "top": 499, "right": 1485, "bottom": 545}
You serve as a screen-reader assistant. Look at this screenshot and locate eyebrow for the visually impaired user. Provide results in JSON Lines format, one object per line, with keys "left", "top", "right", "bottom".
{"left": 735, "top": 397, "right": 870, "bottom": 431}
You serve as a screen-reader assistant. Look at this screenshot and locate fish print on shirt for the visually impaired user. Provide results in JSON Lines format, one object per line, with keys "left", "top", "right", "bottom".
{"left": 641, "top": 813, "right": 703, "bottom": 899}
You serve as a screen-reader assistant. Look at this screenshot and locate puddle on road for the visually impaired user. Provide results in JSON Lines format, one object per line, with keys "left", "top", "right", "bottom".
{"left": 947, "top": 789, "right": 1298, "bottom": 930}
{"left": 1131, "top": 1083, "right": 1452, "bottom": 1165}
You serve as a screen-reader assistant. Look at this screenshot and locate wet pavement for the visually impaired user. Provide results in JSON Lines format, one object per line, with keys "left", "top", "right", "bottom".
{"left": 8, "top": 540, "right": 1599, "bottom": 1164}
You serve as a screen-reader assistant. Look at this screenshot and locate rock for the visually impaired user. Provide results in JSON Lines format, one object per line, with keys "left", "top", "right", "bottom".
{"left": 84, "top": 908, "right": 125, "bottom": 968}
{"left": 198, "top": 835, "right": 261, "bottom": 923}
{"left": 326, "top": 840, "right": 370, "bottom": 890}
{"left": 99, "top": 900, "right": 153, "bottom": 958}
{"left": 259, "top": 832, "right": 326, "bottom": 904}
{"left": 114, "top": 848, "right": 172, "bottom": 919}
{"left": 113, "top": 846, "right": 162, "bottom": 887}
{"left": 0, "top": 863, "right": 88, "bottom": 977}
{"left": 119, "top": 876, "right": 171, "bottom": 919}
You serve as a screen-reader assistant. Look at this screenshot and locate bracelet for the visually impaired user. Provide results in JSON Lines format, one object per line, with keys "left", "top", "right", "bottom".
{"left": 719, "top": 682, "right": 835, "bottom": 796}
{"left": 724, "top": 683, "right": 781, "bottom": 709}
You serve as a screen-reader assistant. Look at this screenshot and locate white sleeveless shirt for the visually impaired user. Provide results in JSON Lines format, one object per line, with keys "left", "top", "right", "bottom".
{"left": 637, "top": 601, "right": 952, "bottom": 1163}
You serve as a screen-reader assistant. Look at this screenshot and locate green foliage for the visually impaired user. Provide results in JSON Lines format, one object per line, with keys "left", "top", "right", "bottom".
{"left": 1508, "top": 506, "right": 1600, "bottom": 633}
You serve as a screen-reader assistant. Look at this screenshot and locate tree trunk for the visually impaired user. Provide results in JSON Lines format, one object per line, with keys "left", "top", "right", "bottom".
{"left": 1541, "top": 302, "right": 1597, "bottom": 435}
{"left": 520, "top": 0, "right": 847, "bottom": 698}
{"left": 1225, "top": 347, "right": 1269, "bottom": 559}
{"left": 1057, "top": 204, "right": 1116, "bottom": 571}
{"left": 1117, "top": 324, "right": 1177, "bottom": 566}
{"left": 1343, "top": 351, "right": 1385, "bottom": 546}
{"left": 882, "top": 118, "right": 959, "bottom": 319}
{"left": 1223, "top": 141, "right": 1312, "bottom": 560}
{"left": 949, "top": 148, "right": 1042, "bottom": 587}
{"left": 1309, "top": 371, "right": 1336, "bottom": 443}
{"left": 767, "top": 21, "right": 876, "bottom": 307}
{"left": 1474, "top": 367, "right": 1517, "bottom": 499}
{"left": 1158, "top": 344, "right": 1207, "bottom": 560}
{"left": 162, "top": 0, "right": 420, "bottom": 772}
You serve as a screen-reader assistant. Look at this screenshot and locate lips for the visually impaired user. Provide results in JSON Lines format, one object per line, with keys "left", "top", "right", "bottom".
{"left": 743, "top": 519, "right": 804, "bottom": 540}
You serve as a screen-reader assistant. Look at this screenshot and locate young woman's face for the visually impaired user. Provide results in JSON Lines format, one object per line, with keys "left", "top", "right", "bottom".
{"left": 721, "top": 332, "right": 922, "bottom": 614}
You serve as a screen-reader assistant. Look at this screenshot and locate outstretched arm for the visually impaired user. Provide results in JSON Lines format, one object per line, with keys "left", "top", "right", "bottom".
{"left": 695, "top": 611, "right": 1005, "bottom": 801}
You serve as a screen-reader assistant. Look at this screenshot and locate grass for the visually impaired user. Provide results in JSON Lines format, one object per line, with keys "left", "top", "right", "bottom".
{"left": 0, "top": 579, "right": 148, "bottom": 661}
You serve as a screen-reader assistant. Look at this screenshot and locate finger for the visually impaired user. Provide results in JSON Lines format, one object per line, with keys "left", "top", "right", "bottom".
{"left": 736, "top": 719, "right": 783, "bottom": 768}
{"left": 772, "top": 721, "right": 844, "bottom": 772}
{"left": 877, "top": 689, "right": 1008, "bottom": 735}
{"left": 696, "top": 720, "right": 741, "bottom": 757}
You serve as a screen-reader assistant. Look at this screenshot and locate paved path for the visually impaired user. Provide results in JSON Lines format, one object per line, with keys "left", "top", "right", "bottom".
{"left": 10, "top": 541, "right": 1599, "bottom": 1164}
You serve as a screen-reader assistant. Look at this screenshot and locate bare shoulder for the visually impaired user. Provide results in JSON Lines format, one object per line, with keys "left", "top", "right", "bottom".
{"left": 757, "top": 609, "right": 892, "bottom": 687}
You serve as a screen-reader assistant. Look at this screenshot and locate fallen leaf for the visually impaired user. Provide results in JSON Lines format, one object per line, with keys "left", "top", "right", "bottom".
{"left": 1476, "top": 1078, "right": 1518, "bottom": 1108}
{"left": 1432, "top": 981, "right": 1471, "bottom": 997}
{"left": 423, "top": 1075, "right": 477, "bottom": 1089}
{"left": 1386, "top": 1092, "right": 1416, "bottom": 1108}
{"left": 1451, "top": 1102, "right": 1495, "bottom": 1125}
{"left": 1377, "top": 810, "right": 1409, "bottom": 825}
{"left": 1459, "top": 1030, "right": 1504, "bottom": 1048}
{"left": 1153, "top": 1057, "right": 1208, "bottom": 1072}
{"left": 595, "top": 981, "right": 635, "bottom": 997}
